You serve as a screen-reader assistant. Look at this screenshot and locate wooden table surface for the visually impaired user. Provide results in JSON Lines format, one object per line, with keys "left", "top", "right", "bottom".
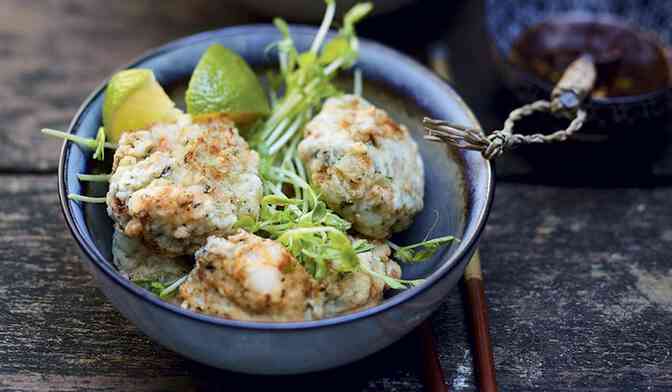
{"left": 2, "top": 1, "right": 672, "bottom": 391}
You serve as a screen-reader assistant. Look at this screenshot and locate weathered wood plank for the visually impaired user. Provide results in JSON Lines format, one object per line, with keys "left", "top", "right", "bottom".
{"left": 2, "top": 175, "right": 672, "bottom": 391}
{"left": 4, "top": 1, "right": 672, "bottom": 390}
{"left": 7, "top": 0, "right": 672, "bottom": 180}
{"left": 476, "top": 185, "right": 672, "bottom": 391}
{"left": 0, "top": 175, "right": 432, "bottom": 391}
{"left": 0, "top": 175, "right": 191, "bottom": 387}
{"left": 0, "top": 0, "right": 255, "bottom": 172}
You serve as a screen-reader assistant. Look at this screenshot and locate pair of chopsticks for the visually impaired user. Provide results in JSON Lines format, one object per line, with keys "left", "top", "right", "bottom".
{"left": 417, "top": 252, "right": 496, "bottom": 392}
{"left": 415, "top": 44, "right": 497, "bottom": 392}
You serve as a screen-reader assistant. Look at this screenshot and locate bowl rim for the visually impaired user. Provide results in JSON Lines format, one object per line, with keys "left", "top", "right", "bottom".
{"left": 484, "top": 8, "right": 672, "bottom": 106}
{"left": 58, "top": 24, "right": 495, "bottom": 331}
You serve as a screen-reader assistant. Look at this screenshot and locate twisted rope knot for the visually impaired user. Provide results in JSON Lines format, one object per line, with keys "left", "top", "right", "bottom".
{"left": 422, "top": 103, "right": 588, "bottom": 160}
{"left": 483, "top": 131, "right": 508, "bottom": 159}
{"left": 422, "top": 54, "right": 595, "bottom": 160}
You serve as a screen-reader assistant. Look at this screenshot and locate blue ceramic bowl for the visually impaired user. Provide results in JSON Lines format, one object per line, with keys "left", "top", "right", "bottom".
{"left": 58, "top": 25, "right": 494, "bottom": 374}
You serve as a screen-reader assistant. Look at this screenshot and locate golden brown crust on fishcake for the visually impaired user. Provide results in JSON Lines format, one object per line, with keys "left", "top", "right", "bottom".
{"left": 179, "top": 232, "right": 315, "bottom": 322}
{"left": 179, "top": 232, "right": 402, "bottom": 321}
{"left": 298, "top": 95, "right": 424, "bottom": 239}
{"left": 106, "top": 113, "right": 262, "bottom": 255}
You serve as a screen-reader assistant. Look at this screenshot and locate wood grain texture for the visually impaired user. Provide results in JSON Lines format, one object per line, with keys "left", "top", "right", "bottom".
{"left": 0, "top": 175, "right": 430, "bottom": 391}
{"left": 464, "top": 261, "right": 497, "bottom": 392}
{"left": 476, "top": 185, "right": 672, "bottom": 392}
{"left": 2, "top": 176, "right": 672, "bottom": 391}
{"left": 417, "top": 321, "right": 449, "bottom": 392}
{"left": 3, "top": 0, "right": 672, "bottom": 391}
{"left": 0, "top": 0, "right": 255, "bottom": 172}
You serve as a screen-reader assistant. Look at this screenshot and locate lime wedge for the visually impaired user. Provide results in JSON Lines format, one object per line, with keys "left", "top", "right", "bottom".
{"left": 186, "top": 44, "right": 269, "bottom": 123}
{"left": 103, "top": 69, "right": 176, "bottom": 143}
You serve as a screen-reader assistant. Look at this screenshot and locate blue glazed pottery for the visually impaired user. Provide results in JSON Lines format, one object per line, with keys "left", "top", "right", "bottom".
{"left": 58, "top": 25, "right": 493, "bottom": 374}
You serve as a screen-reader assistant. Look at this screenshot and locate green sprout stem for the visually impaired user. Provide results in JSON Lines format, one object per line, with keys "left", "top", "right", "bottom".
{"left": 354, "top": 68, "right": 363, "bottom": 96}
{"left": 67, "top": 194, "right": 106, "bottom": 203}
{"left": 267, "top": 166, "right": 315, "bottom": 200}
{"left": 323, "top": 57, "right": 345, "bottom": 76}
{"left": 159, "top": 275, "right": 188, "bottom": 299}
{"left": 360, "top": 263, "right": 424, "bottom": 289}
{"left": 278, "top": 226, "right": 340, "bottom": 241}
{"left": 389, "top": 236, "right": 456, "bottom": 251}
{"left": 264, "top": 117, "right": 291, "bottom": 149}
{"left": 42, "top": 128, "right": 117, "bottom": 150}
{"left": 268, "top": 113, "right": 304, "bottom": 155}
{"left": 247, "top": 2, "right": 424, "bottom": 289}
{"left": 310, "top": 0, "right": 336, "bottom": 54}
{"left": 388, "top": 236, "right": 457, "bottom": 263}
{"left": 77, "top": 173, "right": 111, "bottom": 182}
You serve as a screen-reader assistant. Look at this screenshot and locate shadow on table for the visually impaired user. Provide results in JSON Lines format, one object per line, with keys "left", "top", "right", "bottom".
{"left": 180, "top": 332, "right": 423, "bottom": 392}
{"left": 490, "top": 105, "right": 672, "bottom": 188}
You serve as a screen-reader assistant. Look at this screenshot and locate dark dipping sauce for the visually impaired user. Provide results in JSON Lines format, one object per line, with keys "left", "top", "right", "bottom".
{"left": 511, "top": 16, "right": 672, "bottom": 98}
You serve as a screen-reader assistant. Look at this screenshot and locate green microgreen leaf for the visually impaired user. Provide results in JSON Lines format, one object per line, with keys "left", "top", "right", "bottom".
{"left": 92, "top": 127, "right": 107, "bottom": 160}
{"left": 253, "top": 1, "right": 370, "bottom": 156}
{"left": 352, "top": 239, "right": 375, "bottom": 254}
{"left": 234, "top": 214, "right": 260, "bottom": 233}
{"left": 159, "top": 275, "right": 188, "bottom": 299}
{"left": 236, "top": 2, "right": 430, "bottom": 289}
{"left": 133, "top": 279, "right": 167, "bottom": 296}
{"left": 132, "top": 275, "right": 187, "bottom": 299}
{"left": 320, "top": 37, "right": 350, "bottom": 64}
{"left": 389, "top": 236, "right": 458, "bottom": 263}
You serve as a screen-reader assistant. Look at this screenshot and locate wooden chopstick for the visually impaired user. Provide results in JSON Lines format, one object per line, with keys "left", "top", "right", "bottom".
{"left": 417, "top": 252, "right": 498, "bottom": 392}
{"left": 464, "top": 251, "right": 498, "bottom": 392}
{"left": 422, "top": 42, "right": 497, "bottom": 391}
{"left": 417, "top": 320, "right": 449, "bottom": 392}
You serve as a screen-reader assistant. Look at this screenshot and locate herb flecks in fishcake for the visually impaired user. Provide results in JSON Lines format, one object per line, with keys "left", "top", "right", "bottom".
{"left": 239, "top": 1, "right": 445, "bottom": 288}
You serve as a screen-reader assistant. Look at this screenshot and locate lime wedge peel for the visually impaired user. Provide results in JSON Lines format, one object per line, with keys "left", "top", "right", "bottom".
{"left": 186, "top": 44, "right": 270, "bottom": 123}
{"left": 103, "top": 69, "right": 176, "bottom": 143}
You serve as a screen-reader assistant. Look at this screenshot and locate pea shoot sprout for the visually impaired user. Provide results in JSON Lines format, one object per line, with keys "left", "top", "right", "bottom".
{"left": 41, "top": 127, "right": 116, "bottom": 161}
{"left": 77, "top": 173, "right": 111, "bottom": 182}
{"left": 354, "top": 68, "right": 363, "bottom": 96}
{"left": 41, "top": 0, "right": 459, "bottom": 295}
{"left": 251, "top": 0, "right": 373, "bottom": 155}
{"left": 42, "top": 127, "right": 113, "bottom": 201}
{"left": 67, "top": 194, "right": 106, "bottom": 203}
{"left": 388, "top": 236, "right": 458, "bottom": 263}
{"left": 133, "top": 275, "right": 188, "bottom": 299}
{"left": 238, "top": 0, "right": 457, "bottom": 288}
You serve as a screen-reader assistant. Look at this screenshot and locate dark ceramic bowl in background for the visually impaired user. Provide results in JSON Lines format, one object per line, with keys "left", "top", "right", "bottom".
{"left": 485, "top": 0, "right": 672, "bottom": 132}
{"left": 58, "top": 26, "right": 493, "bottom": 374}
